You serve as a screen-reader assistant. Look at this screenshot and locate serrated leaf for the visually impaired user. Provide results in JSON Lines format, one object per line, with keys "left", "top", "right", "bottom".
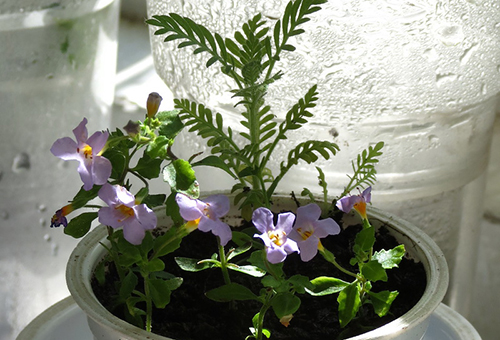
{"left": 64, "top": 212, "right": 98, "bottom": 238}
{"left": 372, "top": 244, "right": 406, "bottom": 269}
{"left": 368, "top": 290, "right": 399, "bottom": 317}
{"left": 361, "top": 260, "right": 388, "bottom": 282}
{"left": 206, "top": 283, "right": 259, "bottom": 302}
{"left": 156, "top": 110, "right": 184, "bottom": 139}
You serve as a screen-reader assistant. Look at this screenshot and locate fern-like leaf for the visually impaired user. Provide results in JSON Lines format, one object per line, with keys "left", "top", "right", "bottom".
{"left": 340, "top": 141, "right": 385, "bottom": 198}
{"left": 267, "top": 140, "right": 339, "bottom": 198}
{"left": 146, "top": 14, "right": 241, "bottom": 74}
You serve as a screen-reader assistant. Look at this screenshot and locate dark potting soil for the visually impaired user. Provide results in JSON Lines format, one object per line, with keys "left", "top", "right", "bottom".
{"left": 92, "top": 219, "right": 426, "bottom": 340}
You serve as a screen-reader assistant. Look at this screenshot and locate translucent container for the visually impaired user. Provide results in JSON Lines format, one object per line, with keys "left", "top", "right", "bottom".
{"left": 0, "top": 0, "right": 119, "bottom": 338}
{"left": 147, "top": 0, "right": 500, "bottom": 317}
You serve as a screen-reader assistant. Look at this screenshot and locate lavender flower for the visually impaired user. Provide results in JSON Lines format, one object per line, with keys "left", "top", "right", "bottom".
{"left": 288, "top": 203, "right": 340, "bottom": 262}
{"left": 175, "top": 193, "right": 232, "bottom": 246}
{"left": 253, "top": 207, "right": 298, "bottom": 264}
{"left": 336, "top": 187, "right": 372, "bottom": 219}
{"left": 98, "top": 184, "right": 157, "bottom": 245}
{"left": 50, "top": 118, "right": 111, "bottom": 191}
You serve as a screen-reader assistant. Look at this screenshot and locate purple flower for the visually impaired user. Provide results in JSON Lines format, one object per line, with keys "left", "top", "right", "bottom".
{"left": 252, "top": 207, "right": 299, "bottom": 264}
{"left": 50, "top": 204, "right": 74, "bottom": 228}
{"left": 50, "top": 118, "right": 112, "bottom": 191}
{"left": 288, "top": 204, "right": 340, "bottom": 262}
{"left": 98, "top": 184, "right": 157, "bottom": 245}
{"left": 336, "top": 187, "right": 372, "bottom": 219}
{"left": 175, "top": 194, "right": 232, "bottom": 246}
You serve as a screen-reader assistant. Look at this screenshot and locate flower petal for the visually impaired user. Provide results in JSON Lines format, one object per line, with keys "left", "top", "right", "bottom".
{"left": 336, "top": 195, "right": 361, "bottom": 213}
{"left": 98, "top": 183, "right": 119, "bottom": 206}
{"left": 72, "top": 118, "right": 89, "bottom": 144}
{"left": 176, "top": 194, "right": 203, "bottom": 221}
{"left": 77, "top": 161, "right": 94, "bottom": 191}
{"left": 113, "top": 184, "right": 135, "bottom": 206}
{"left": 362, "top": 187, "right": 372, "bottom": 203}
{"left": 92, "top": 156, "right": 112, "bottom": 186}
{"left": 87, "top": 130, "right": 109, "bottom": 154}
{"left": 276, "top": 212, "right": 295, "bottom": 234}
{"left": 296, "top": 204, "right": 321, "bottom": 225}
{"left": 297, "top": 236, "right": 319, "bottom": 262}
{"left": 98, "top": 206, "right": 122, "bottom": 229}
{"left": 123, "top": 219, "right": 147, "bottom": 245}
{"left": 266, "top": 246, "right": 288, "bottom": 264}
{"left": 252, "top": 207, "right": 274, "bottom": 234}
{"left": 314, "top": 218, "right": 340, "bottom": 238}
{"left": 50, "top": 137, "right": 79, "bottom": 160}
{"left": 133, "top": 204, "right": 157, "bottom": 230}
{"left": 204, "top": 194, "right": 230, "bottom": 219}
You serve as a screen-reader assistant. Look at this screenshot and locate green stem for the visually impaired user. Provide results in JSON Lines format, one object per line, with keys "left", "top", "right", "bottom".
{"left": 218, "top": 241, "right": 231, "bottom": 285}
{"left": 143, "top": 275, "right": 153, "bottom": 332}
{"left": 319, "top": 246, "right": 358, "bottom": 279}
{"left": 256, "top": 292, "right": 273, "bottom": 340}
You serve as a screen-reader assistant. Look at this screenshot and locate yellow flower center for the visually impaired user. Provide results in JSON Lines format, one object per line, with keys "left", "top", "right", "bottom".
{"left": 295, "top": 227, "right": 313, "bottom": 241}
{"left": 116, "top": 204, "right": 135, "bottom": 222}
{"left": 78, "top": 144, "right": 93, "bottom": 160}
{"left": 268, "top": 230, "right": 287, "bottom": 246}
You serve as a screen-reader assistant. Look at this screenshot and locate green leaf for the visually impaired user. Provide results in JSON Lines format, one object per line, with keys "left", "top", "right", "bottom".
{"left": 156, "top": 110, "right": 184, "bottom": 139}
{"left": 206, "top": 283, "right": 259, "bottom": 302}
{"left": 361, "top": 260, "right": 388, "bottom": 282}
{"left": 165, "top": 192, "right": 182, "bottom": 224}
{"left": 132, "top": 154, "right": 163, "bottom": 179}
{"left": 367, "top": 290, "right": 399, "bottom": 317}
{"left": 106, "top": 151, "right": 127, "bottom": 180}
{"left": 149, "top": 278, "right": 174, "bottom": 309}
{"left": 64, "top": 212, "right": 98, "bottom": 238}
{"left": 142, "top": 258, "right": 165, "bottom": 272}
{"left": 338, "top": 282, "right": 362, "bottom": 328}
{"left": 119, "top": 271, "right": 138, "bottom": 300}
{"left": 287, "top": 275, "right": 314, "bottom": 293}
{"left": 163, "top": 159, "right": 200, "bottom": 198}
{"left": 271, "top": 292, "right": 301, "bottom": 318}
{"left": 307, "top": 276, "right": 350, "bottom": 296}
{"left": 175, "top": 257, "right": 218, "bottom": 272}
{"left": 142, "top": 194, "right": 166, "bottom": 208}
{"left": 147, "top": 135, "right": 170, "bottom": 159}
{"left": 227, "top": 264, "right": 266, "bottom": 277}
{"left": 372, "top": 245, "right": 406, "bottom": 269}
{"left": 354, "top": 226, "right": 375, "bottom": 254}
{"left": 71, "top": 185, "right": 101, "bottom": 210}
{"left": 191, "top": 155, "right": 236, "bottom": 179}
{"left": 153, "top": 225, "right": 184, "bottom": 257}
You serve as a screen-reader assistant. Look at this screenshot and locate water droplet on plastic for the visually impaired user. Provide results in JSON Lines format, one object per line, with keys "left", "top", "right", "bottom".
{"left": 12, "top": 152, "right": 30, "bottom": 173}
{"left": 37, "top": 204, "right": 47, "bottom": 212}
{"left": 44, "top": 234, "right": 51, "bottom": 242}
{"left": 40, "top": 218, "right": 47, "bottom": 227}
{"left": 435, "top": 73, "right": 457, "bottom": 87}
{"left": 51, "top": 243, "right": 59, "bottom": 256}
{"left": 437, "top": 24, "right": 464, "bottom": 46}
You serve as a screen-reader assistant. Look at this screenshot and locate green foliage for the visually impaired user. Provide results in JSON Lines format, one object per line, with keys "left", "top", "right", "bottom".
{"left": 341, "top": 141, "right": 385, "bottom": 198}
{"left": 64, "top": 212, "right": 98, "bottom": 238}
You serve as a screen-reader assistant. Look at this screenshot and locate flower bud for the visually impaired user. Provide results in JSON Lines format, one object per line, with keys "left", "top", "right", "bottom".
{"left": 146, "top": 92, "right": 162, "bottom": 118}
{"left": 123, "top": 120, "right": 141, "bottom": 136}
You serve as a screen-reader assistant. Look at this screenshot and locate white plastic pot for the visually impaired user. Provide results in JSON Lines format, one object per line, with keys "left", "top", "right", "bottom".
{"left": 66, "top": 194, "right": 448, "bottom": 340}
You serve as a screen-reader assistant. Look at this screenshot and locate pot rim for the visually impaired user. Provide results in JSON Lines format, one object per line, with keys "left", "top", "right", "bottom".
{"left": 66, "top": 196, "right": 448, "bottom": 340}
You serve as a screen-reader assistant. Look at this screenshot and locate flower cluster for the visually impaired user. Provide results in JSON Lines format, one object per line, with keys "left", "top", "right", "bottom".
{"left": 50, "top": 118, "right": 157, "bottom": 245}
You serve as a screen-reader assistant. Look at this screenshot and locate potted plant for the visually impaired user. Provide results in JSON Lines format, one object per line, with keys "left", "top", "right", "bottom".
{"left": 50, "top": 1, "right": 448, "bottom": 339}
